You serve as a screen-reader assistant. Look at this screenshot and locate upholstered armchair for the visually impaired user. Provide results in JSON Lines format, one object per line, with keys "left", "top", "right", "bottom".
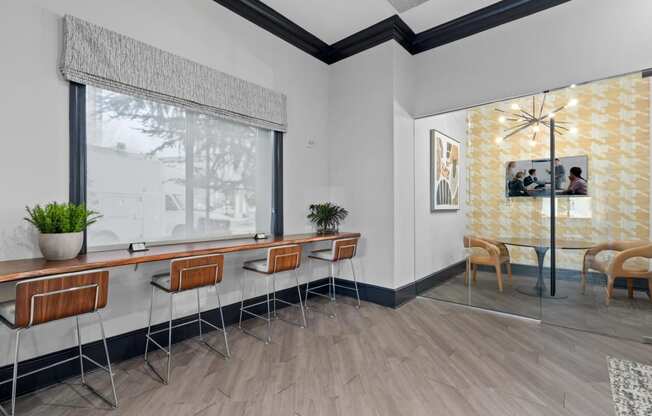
{"left": 463, "top": 236, "right": 512, "bottom": 292}
{"left": 581, "top": 241, "right": 652, "bottom": 305}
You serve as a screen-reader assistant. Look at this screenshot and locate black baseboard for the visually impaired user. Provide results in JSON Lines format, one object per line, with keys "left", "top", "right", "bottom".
{"left": 415, "top": 261, "right": 467, "bottom": 295}
{"left": 0, "top": 276, "right": 399, "bottom": 402}
{"left": 477, "top": 263, "right": 651, "bottom": 292}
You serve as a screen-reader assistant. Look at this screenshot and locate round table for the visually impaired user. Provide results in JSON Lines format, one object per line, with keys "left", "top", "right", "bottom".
{"left": 493, "top": 237, "right": 594, "bottom": 299}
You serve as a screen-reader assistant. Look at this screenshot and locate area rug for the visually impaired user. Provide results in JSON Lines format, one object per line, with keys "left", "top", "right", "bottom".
{"left": 608, "top": 356, "right": 652, "bottom": 416}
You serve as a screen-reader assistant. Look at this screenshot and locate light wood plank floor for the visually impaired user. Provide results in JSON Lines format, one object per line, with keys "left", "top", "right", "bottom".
{"left": 423, "top": 269, "right": 652, "bottom": 341}
{"left": 9, "top": 296, "right": 652, "bottom": 416}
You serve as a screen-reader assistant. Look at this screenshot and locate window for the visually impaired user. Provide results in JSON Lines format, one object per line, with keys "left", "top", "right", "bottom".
{"left": 85, "top": 86, "right": 273, "bottom": 248}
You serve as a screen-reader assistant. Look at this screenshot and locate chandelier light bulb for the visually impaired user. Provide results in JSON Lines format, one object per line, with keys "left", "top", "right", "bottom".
{"left": 570, "top": 84, "right": 577, "bottom": 88}
{"left": 548, "top": 112, "right": 555, "bottom": 119}
{"left": 532, "top": 124, "right": 540, "bottom": 133}
{"left": 570, "top": 127, "right": 578, "bottom": 135}
{"left": 510, "top": 103, "right": 520, "bottom": 110}
{"left": 498, "top": 116, "right": 506, "bottom": 123}
{"left": 568, "top": 98, "right": 578, "bottom": 107}
{"left": 495, "top": 136, "right": 503, "bottom": 144}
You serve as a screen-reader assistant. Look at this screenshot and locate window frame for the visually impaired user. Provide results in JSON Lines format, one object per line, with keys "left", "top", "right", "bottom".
{"left": 69, "top": 82, "right": 284, "bottom": 253}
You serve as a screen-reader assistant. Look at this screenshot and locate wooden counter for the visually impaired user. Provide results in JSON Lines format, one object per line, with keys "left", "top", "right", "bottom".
{"left": 0, "top": 232, "right": 361, "bottom": 283}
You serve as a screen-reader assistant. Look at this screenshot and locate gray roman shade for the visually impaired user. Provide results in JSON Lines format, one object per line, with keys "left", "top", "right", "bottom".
{"left": 60, "top": 15, "right": 287, "bottom": 132}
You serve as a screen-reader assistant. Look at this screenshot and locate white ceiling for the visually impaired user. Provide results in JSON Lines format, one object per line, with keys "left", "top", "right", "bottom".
{"left": 261, "top": 0, "right": 499, "bottom": 44}
{"left": 401, "top": 0, "right": 497, "bottom": 34}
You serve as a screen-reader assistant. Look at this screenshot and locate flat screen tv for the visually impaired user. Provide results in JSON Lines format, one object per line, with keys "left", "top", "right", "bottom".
{"left": 505, "top": 155, "right": 588, "bottom": 197}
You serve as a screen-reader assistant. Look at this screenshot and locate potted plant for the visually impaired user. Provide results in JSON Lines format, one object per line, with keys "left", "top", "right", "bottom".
{"left": 307, "top": 202, "right": 348, "bottom": 234}
{"left": 24, "top": 202, "right": 101, "bottom": 261}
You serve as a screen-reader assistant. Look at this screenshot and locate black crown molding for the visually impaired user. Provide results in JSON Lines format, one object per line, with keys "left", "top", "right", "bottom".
{"left": 213, "top": 0, "right": 571, "bottom": 65}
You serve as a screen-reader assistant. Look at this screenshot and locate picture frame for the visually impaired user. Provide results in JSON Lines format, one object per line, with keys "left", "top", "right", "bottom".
{"left": 430, "top": 129, "right": 461, "bottom": 211}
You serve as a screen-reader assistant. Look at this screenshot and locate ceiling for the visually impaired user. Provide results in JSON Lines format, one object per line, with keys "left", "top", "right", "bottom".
{"left": 261, "top": 0, "right": 498, "bottom": 44}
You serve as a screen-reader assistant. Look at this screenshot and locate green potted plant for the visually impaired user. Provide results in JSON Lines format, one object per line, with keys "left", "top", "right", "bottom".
{"left": 24, "top": 202, "right": 101, "bottom": 261}
{"left": 307, "top": 202, "right": 348, "bottom": 234}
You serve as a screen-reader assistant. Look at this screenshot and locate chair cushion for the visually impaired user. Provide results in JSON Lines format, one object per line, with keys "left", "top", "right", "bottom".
{"left": 151, "top": 272, "right": 172, "bottom": 291}
{"left": 243, "top": 259, "right": 269, "bottom": 273}
{"left": 0, "top": 300, "right": 16, "bottom": 326}
{"left": 310, "top": 249, "right": 334, "bottom": 261}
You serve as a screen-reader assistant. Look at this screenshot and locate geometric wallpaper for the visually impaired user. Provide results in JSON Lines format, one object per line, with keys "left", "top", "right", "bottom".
{"left": 467, "top": 73, "right": 650, "bottom": 269}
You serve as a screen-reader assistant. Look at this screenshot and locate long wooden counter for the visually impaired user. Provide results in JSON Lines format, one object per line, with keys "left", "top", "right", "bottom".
{"left": 0, "top": 232, "right": 361, "bottom": 283}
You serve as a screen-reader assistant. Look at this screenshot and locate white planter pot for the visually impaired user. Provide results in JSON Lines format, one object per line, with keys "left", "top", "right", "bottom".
{"left": 38, "top": 232, "right": 84, "bottom": 261}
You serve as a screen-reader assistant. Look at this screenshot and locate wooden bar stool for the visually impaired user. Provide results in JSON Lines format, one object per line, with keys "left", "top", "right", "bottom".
{"left": 144, "top": 254, "right": 229, "bottom": 385}
{"left": 305, "top": 238, "right": 361, "bottom": 317}
{"left": 0, "top": 270, "right": 118, "bottom": 416}
{"left": 240, "top": 245, "right": 307, "bottom": 344}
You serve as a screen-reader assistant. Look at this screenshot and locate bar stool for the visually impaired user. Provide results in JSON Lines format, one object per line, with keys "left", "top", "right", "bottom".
{"left": 144, "top": 254, "right": 229, "bottom": 385}
{"left": 305, "top": 238, "right": 361, "bottom": 317}
{"left": 0, "top": 270, "right": 118, "bottom": 416}
{"left": 240, "top": 245, "right": 307, "bottom": 344}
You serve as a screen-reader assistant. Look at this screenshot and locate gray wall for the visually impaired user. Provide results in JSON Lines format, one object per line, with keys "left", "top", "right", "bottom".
{"left": 0, "top": 0, "right": 331, "bottom": 365}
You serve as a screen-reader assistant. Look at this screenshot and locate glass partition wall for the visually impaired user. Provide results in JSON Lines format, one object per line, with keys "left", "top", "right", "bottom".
{"left": 415, "top": 69, "right": 652, "bottom": 342}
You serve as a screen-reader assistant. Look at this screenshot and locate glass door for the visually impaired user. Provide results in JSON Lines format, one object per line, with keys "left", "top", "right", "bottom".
{"left": 544, "top": 70, "right": 652, "bottom": 341}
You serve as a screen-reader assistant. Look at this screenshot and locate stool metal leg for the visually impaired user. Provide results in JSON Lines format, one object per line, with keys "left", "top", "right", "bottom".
{"left": 330, "top": 263, "right": 337, "bottom": 302}
{"left": 294, "top": 269, "right": 307, "bottom": 328}
{"left": 272, "top": 273, "right": 277, "bottom": 319}
{"left": 266, "top": 275, "right": 272, "bottom": 343}
{"left": 9, "top": 329, "right": 20, "bottom": 416}
{"left": 216, "top": 289, "right": 231, "bottom": 358}
{"left": 239, "top": 271, "right": 247, "bottom": 329}
{"left": 144, "top": 285, "right": 155, "bottom": 363}
{"left": 76, "top": 316, "right": 85, "bottom": 384}
{"left": 166, "top": 293, "right": 173, "bottom": 384}
{"left": 97, "top": 311, "right": 119, "bottom": 408}
{"left": 305, "top": 258, "right": 313, "bottom": 305}
{"left": 350, "top": 258, "right": 361, "bottom": 308}
{"left": 196, "top": 288, "right": 203, "bottom": 340}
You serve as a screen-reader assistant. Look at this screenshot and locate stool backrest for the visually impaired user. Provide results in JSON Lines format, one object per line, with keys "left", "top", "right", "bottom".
{"left": 267, "top": 245, "right": 302, "bottom": 273}
{"left": 170, "top": 254, "right": 224, "bottom": 292}
{"left": 332, "top": 238, "right": 358, "bottom": 261}
{"left": 15, "top": 270, "right": 109, "bottom": 328}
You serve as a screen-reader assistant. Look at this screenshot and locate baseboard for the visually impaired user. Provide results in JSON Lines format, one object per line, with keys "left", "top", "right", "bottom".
{"left": 415, "top": 260, "right": 467, "bottom": 295}
{"left": 477, "top": 263, "right": 651, "bottom": 291}
{"left": 0, "top": 276, "right": 400, "bottom": 402}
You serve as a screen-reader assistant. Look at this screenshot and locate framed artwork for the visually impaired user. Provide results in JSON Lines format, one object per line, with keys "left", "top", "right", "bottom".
{"left": 430, "top": 130, "right": 460, "bottom": 211}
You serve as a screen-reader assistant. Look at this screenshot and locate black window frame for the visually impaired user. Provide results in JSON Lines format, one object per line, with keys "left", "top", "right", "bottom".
{"left": 69, "top": 82, "right": 284, "bottom": 254}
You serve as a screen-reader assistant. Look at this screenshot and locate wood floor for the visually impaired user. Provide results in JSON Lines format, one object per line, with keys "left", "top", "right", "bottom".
{"left": 8, "top": 296, "right": 652, "bottom": 416}
{"left": 424, "top": 269, "right": 652, "bottom": 341}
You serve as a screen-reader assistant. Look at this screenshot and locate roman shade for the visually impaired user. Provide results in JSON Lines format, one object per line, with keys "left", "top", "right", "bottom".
{"left": 60, "top": 15, "right": 287, "bottom": 132}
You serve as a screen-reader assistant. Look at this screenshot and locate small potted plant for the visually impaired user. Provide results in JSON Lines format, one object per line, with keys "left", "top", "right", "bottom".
{"left": 307, "top": 202, "right": 348, "bottom": 234}
{"left": 24, "top": 202, "right": 101, "bottom": 261}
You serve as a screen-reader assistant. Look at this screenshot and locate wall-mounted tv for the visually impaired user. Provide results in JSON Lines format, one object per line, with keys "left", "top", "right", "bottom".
{"left": 505, "top": 155, "right": 588, "bottom": 197}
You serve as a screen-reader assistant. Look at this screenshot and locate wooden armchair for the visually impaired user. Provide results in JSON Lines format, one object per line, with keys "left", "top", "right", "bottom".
{"left": 581, "top": 241, "right": 652, "bottom": 305}
{"left": 463, "top": 236, "right": 512, "bottom": 292}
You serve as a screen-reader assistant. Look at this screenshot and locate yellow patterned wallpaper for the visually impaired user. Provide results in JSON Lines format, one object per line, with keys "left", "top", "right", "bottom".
{"left": 467, "top": 74, "right": 650, "bottom": 269}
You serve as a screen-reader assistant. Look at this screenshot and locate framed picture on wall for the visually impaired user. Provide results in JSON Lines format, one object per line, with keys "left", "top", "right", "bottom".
{"left": 430, "top": 130, "right": 460, "bottom": 211}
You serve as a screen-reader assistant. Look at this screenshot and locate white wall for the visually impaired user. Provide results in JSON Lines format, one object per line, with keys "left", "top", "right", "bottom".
{"left": 328, "top": 43, "right": 396, "bottom": 288}
{"left": 414, "top": 111, "right": 468, "bottom": 279}
{"left": 392, "top": 44, "right": 416, "bottom": 289}
{"left": 0, "top": 0, "right": 331, "bottom": 365}
{"left": 413, "top": 0, "right": 652, "bottom": 117}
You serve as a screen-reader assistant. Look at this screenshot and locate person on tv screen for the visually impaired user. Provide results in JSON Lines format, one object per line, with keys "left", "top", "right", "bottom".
{"left": 508, "top": 172, "right": 529, "bottom": 197}
{"left": 546, "top": 158, "right": 566, "bottom": 189}
{"left": 523, "top": 169, "right": 538, "bottom": 187}
{"left": 565, "top": 167, "right": 588, "bottom": 195}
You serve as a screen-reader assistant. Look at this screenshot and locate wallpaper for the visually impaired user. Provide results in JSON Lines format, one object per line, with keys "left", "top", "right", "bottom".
{"left": 466, "top": 74, "right": 650, "bottom": 269}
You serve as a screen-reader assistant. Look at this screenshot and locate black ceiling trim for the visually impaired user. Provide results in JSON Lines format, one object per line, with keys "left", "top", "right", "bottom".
{"left": 411, "top": 0, "right": 571, "bottom": 53}
{"left": 322, "top": 16, "right": 416, "bottom": 64}
{"left": 213, "top": 0, "right": 328, "bottom": 60}
{"left": 213, "top": 0, "right": 572, "bottom": 65}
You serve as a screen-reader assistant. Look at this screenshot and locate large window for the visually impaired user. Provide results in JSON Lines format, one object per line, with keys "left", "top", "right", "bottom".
{"left": 85, "top": 86, "right": 273, "bottom": 248}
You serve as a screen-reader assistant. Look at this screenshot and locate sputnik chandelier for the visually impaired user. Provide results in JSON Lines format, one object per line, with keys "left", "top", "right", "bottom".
{"left": 494, "top": 94, "right": 578, "bottom": 144}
